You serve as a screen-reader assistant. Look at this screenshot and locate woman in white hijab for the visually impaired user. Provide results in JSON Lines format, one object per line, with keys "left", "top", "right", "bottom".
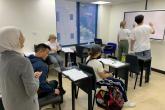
{"left": 0, "top": 26, "right": 41, "bottom": 110}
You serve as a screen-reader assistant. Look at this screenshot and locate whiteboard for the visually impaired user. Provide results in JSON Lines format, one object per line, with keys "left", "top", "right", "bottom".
{"left": 124, "top": 10, "right": 165, "bottom": 40}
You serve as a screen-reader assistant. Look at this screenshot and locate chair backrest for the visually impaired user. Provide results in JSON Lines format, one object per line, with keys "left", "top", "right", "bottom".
{"left": 126, "top": 54, "right": 140, "bottom": 74}
{"left": 75, "top": 45, "right": 88, "bottom": 57}
{"left": 78, "top": 63, "right": 96, "bottom": 90}
{"left": 94, "top": 38, "right": 102, "bottom": 45}
{"left": 107, "top": 42, "right": 117, "bottom": 50}
{"left": 103, "top": 42, "right": 117, "bottom": 54}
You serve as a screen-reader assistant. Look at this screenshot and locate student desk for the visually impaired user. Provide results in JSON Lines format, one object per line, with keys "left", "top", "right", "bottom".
{"left": 138, "top": 57, "right": 151, "bottom": 86}
{"left": 128, "top": 53, "right": 152, "bottom": 87}
{"left": 61, "top": 47, "right": 75, "bottom": 67}
{"left": 98, "top": 58, "right": 129, "bottom": 90}
{"left": 71, "top": 74, "right": 93, "bottom": 110}
{"left": 57, "top": 67, "right": 93, "bottom": 110}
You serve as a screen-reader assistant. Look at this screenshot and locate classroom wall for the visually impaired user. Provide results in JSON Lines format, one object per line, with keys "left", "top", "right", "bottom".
{"left": 98, "top": 0, "right": 165, "bottom": 71}
{"left": 97, "top": 4, "right": 111, "bottom": 43}
{"left": 0, "top": 0, "right": 56, "bottom": 52}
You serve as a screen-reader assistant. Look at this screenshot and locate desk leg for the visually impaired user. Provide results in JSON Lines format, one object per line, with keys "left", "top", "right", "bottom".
{"left": 125, "top": 67, "right": 129, "bottom": 91}
{"left": 115, "top": 69, "right": 118, "bottom": 78}
{"left": 88, "top": 90, "right": 92, "bottom": 110}
{"left": 140, "top": 62, "right": 144, "bottom": 87}
{"left": 65, "top": 53, "right": 68, "bottom": 67}
{"left": 58, "top": 72, "right": 63, "bottom": 102}
{"left": 58, "top": 72, "right": 63, "bottom": 88}
{"left": 72, "top": 82, "right": 75, "bottom": 110}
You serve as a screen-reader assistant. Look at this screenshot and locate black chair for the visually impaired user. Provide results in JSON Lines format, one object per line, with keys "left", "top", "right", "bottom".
{"left": 94, "top": 38, "right": 103, "bottom": 46}
{"left": 126, "top": 54, "right": 140, "bottom": 89}
{"left": 38, "top": 94, "right": 62, "bottom": 110}
{"left": 103, "top": 42, "right": 117, "bottom": 57}
{"left": 75, "top": 45, "right": 88, "bottom": 63}
{"left": 76, "top": 63, "right": 97, "bottom": 110}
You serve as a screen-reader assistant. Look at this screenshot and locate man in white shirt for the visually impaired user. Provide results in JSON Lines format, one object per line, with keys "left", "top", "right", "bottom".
{"left": 131, "top": 14, "right": 155, "bottom": 82}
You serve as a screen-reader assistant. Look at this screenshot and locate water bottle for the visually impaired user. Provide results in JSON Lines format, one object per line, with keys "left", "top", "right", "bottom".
{"left": 121, "top": 52, "right": 126, "bottom": 62}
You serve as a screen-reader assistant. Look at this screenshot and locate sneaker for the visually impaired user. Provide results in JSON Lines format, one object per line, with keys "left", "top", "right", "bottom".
{"left": 124, "top": 101, "right": 136, "bottom": 108}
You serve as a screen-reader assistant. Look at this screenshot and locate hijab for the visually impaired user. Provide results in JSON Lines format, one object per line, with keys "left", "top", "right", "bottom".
{"left": 0, "top": 26, "right": 22, "bottom": 54}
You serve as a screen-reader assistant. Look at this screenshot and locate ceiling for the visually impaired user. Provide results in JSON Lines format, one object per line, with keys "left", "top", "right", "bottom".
{"left": 65, "top": 0, "right": 143, "bottom": 5}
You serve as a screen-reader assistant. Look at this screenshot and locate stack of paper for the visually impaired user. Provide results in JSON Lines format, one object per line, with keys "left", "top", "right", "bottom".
{"left": 62, "top": 69, "right": 88, "bottom": 81}
{"left": 62, "top": 47, "right": 74, "bottom": 53}
{"left": 99, "top": 58, "right": 125, "bottom": 68}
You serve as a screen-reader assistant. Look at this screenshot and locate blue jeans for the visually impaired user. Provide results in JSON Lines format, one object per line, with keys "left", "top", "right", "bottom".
{"left": 49, "top": 53, "right": 64, "bottom": 69}
{"left": 135, "top": 50, "right": 151, "bottom": 59}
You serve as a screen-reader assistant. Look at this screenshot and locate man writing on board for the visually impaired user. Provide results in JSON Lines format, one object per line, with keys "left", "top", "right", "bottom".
{"left": 131, "top": 14, "right": 155, "bottom": 83}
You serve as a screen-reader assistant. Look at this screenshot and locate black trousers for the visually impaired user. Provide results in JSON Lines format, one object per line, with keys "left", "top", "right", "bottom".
{"left": 38, "top": 80, "right": 58, "bottom": 98}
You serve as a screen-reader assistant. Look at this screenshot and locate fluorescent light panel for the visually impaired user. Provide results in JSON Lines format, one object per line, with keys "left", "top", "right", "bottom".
{"left": 91, "top": 1, "right": 111, "bottom": 4}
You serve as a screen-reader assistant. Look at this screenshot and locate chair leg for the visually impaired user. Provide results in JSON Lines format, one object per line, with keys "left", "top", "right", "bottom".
{"left": 134, "top": 74, "right": 138, "bottom": 89}
{"left": 92, "top": 90, "right": 96, "bottom": 110}
{"left": 130, "top": 72, "right": 133, "bottom": 78}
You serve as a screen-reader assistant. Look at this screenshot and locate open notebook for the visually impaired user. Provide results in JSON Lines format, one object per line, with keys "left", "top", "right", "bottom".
{"left": 62, "top": 69, "right": 88, "bottom": 81}
{"left": 98, "top": 58, "right": 125, "bottom": 68}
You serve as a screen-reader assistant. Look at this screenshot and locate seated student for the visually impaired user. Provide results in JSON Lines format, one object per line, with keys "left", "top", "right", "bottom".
{"left": 28, "top": 43, "right": 65, "bottom": 98}
{"left": 86, "top": 44, "right": 135, "bottom": 107}
{"left": 45, "top": 34, "right": 76, "bottom": 67}
{"left": 45, "top": 34, "right": 64, "bottom": 68}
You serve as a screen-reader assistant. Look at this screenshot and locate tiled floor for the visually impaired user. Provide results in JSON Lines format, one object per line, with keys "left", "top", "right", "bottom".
{"left": 42, "top": 71, "right": 165, "bottom": 110}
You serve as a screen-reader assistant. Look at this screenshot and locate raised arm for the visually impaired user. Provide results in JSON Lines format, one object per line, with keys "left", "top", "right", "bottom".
{"left": 149, "top": 22, "right": 155, "bottom": 34}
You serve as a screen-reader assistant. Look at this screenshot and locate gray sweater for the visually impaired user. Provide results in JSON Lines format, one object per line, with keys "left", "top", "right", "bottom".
{"left": 0, "top": 51, "right": 39, "bottom": 110}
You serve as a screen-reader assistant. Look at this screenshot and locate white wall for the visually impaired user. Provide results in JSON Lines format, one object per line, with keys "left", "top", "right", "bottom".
{"left": 98, "top": 0, "right": 165, "bottom": 71}
{"left": 0, "top": 0, "right": 56, "bottom": 52}
{"left": 97, "top": 4, "right": 111, "bottom": 43}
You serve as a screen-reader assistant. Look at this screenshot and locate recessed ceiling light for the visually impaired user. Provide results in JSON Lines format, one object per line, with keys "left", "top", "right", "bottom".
{"left": 91, "top": 1, "right": 111, "bottom": 4}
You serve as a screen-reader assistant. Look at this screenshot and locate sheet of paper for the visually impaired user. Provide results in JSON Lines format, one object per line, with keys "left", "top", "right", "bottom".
{"left": 98, "top": 58, "right": 125, "bottom": 68}
{"left": 24, "top": 51, "right": 35, "bottom": 57}
{"left": 62, "top": 47, "right": 74, "bottom": 53}
{"left": 62, "top": 69, "right": 88, "bottom": 81}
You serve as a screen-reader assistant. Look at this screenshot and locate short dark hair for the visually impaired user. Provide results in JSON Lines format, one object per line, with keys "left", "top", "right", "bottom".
{"left": 90, "top": 44, "right": 102, "bottom": 57}
{"left": 135, "top": 15, "right": 144, "bottom": 24}
{"left": 34, "top": 43, "right": 51, "bottom": 53}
